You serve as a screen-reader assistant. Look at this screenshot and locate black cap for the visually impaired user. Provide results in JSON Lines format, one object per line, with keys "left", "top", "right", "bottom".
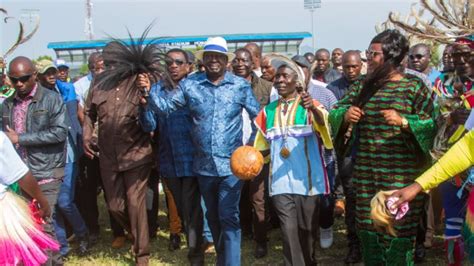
{"left": 291, "top": 55, "right": 311, "bottom": 69}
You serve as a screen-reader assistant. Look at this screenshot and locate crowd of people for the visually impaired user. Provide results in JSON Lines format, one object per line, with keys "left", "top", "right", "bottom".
{"left": 0, "top": 28, "right": 473, "bottom": 266}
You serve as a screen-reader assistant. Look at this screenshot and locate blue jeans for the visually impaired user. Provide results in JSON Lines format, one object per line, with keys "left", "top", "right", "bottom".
{"left": 198, "top": 175, "right": 242, "bottom": 266}
{"left": 201, "top": 197, "right": 213, "bottom": 243}
{"left": 440, "top": 181, "right": 467, "bottom": 238}
{"left": 53, "top": 162, "right": 88, "bottom": 255}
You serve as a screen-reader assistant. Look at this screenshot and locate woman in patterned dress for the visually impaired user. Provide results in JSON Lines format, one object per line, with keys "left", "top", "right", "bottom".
{"left": 329, "top": 29, "right": 437, "bottom": 265}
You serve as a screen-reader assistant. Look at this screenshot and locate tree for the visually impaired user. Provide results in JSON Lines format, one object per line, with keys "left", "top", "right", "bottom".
{"left": 33, "top": 55, "right": 53, "bottom": 64}
{"left": 79, "top": 64, "right": 89, "bottom": 75}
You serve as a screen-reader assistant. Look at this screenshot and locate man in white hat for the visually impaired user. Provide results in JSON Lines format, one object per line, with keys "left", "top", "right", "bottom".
{"left": 54, "top": 59, "right": 70, "bottom": 83}
{"left": 138, "top": 36, "right": 260, "bottom": 265}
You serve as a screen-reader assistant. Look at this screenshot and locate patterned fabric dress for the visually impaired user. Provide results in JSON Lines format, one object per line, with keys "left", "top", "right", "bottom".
{"left": 330, "top": 75, "right": 436, "bottom": 264}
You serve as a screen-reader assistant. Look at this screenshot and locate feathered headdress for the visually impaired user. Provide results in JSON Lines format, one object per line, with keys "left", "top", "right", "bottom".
{"left": 0, "top": 191, "right": 59, "bottom": 266}
{"left": 378, "top": 0, "right": 473, "bottom": 44}
{"left": 264, "top": 53, "right": 306, "bottom": 91}
{"left": 94, "top": 24, "right": 171, "bottom": 92}
{"left": 0, "top": 7, "right": 40, "bottom": 64}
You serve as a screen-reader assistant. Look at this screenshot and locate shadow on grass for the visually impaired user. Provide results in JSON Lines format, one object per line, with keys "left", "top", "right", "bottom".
{"left": 64, "top": 191, "right": 452, "bottom": 265}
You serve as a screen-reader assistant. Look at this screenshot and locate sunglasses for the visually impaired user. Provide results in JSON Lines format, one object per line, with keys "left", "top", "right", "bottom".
{"left": 452, "top": 52, "right": 473, "bottom": 61}
{"left": 8, "top": 74, "right": 33, "bottom": 84}
{"left": 166, "top": 59, "right": 185, "bottom": 66}
{"left": 409, "top": 54, "right": 425, "bottom": 60}
{"left": 366, "top": 49, "right": 383, "bottom": 59}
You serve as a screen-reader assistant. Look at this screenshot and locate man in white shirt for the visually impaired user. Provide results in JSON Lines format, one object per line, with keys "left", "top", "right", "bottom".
{"left": 74, "top": 52, "right": 104, "bottom": 124}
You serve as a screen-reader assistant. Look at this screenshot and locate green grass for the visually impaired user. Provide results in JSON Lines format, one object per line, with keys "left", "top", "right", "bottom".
{"left": 63, "top": 192, "right": 452, "bottom": 265}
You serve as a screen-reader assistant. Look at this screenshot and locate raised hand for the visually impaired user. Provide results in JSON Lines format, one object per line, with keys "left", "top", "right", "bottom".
{"left": 344, "top": 106, "right": 365, "bottom": 124}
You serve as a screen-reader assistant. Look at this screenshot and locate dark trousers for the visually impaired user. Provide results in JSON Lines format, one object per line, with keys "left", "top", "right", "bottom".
{"left": 198, "top": 175, "right": 242, "bottom": 266}
{"left": 319, "top": 161, "right": 336, "bottom": 229}
{"left": 272, "top": 194, "right": 320, "bottom": 266}
{"left": 166, "top": 176, "right": 204, "bottom": 264}
{"left": 76, "top": 156, "right": 125, "bottom": 238}
{"left": 416, "top": 193, "right": 429, "bottom": 248}
{"left": 147, "top": 168, "right": 160, "bottom": 237}
{"left": 41, "top": 180, "right": 62, "bottom": 266}
{"left": 240, "top": 163, "right": 269, "bottom": 244}
{"left": 337, "top": 157, "right": 359, "bottom": 247}
{"left": 101, "top": 163, "right": 151, "bottom": 265}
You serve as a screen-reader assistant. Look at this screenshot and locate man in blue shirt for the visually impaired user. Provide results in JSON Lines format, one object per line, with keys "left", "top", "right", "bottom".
{"left": 139, "top": 37, "right": 260, "bottom": 266}
{"left": 140, "top": 48, "right": 204, "bottom": 265}
{"left": 35, "top": 59, "right": 89, "bottom": 257}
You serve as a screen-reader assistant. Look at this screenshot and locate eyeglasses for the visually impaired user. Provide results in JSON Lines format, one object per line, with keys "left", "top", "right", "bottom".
{"left": 451, "top": 52, "right": 473, "bottom": 61}
{"left": 366, "top": 49, "right": 383, "bottom": 59}
{"left": 166, "top": 59, "right": 185, "bottom": 66}
{"left": 409, "top": 54, "right": 425, "bottom": 60}
{"left": 8, "top": 74, "right": 33, "bottom": 84}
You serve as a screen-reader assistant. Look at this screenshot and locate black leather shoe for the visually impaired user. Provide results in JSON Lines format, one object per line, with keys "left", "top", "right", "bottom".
{"left": 89, "top": 233, "right": 99, "bottom": 246}
{"left": 254, "top": 242, "right": 267, "bottom": 259}
{"left": 168, "top": 233, "right": 181, "bottom": 251}
{"left": 344, "top": 245, "right": 362, "bottom": 264}
{"left": 414, "top": 243, "right": 425, "bottom": 264}
{"left": 77, "top": 235, "right": 89, "bottom": 256}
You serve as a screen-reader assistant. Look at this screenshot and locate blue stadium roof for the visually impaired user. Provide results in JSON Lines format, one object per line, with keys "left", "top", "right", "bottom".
{"left": 47, "top": 32, "right": 312, "bottom": 51}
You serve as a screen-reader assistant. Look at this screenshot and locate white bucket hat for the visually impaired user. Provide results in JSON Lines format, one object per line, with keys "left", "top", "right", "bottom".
{"left": 195, "top": 36, "right": 235, "bottom": 62}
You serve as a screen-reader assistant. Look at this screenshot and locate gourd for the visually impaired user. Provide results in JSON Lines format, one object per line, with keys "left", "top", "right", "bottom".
{"left": 230, "top": 146, "right": 264, "bottom": 180}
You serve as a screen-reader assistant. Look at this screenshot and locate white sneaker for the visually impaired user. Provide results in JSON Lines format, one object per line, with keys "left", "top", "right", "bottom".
{"left": 320, "top": 226, "right": 334, "bottom": 249}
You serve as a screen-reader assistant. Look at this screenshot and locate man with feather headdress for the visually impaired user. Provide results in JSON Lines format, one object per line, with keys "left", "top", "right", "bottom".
{"left": 426, "top": 36, "right": 474, "bottom": 265}
{"left": 82, "top": 32, "right": 166, "bottom": 265}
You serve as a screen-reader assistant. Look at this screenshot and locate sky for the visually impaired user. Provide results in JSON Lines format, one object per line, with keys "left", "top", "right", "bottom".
{"left": 1, "top": 0, "right": 415, "bottom": 61}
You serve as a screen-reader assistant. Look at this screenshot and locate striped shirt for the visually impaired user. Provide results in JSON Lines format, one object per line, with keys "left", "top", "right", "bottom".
{"left": 308, "top": 82, "right": 337, "bottom": 166}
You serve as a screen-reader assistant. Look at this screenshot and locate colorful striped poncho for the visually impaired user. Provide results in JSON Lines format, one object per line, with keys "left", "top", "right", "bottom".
{"left": 254, "top": 97, "right": 333, "bottom": 196}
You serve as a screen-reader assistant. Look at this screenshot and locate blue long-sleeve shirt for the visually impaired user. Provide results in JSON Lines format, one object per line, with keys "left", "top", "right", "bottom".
{"left": 141, "top": 72, "right": 260, "bottom": 177}
{"left": 141, "top": 81, "right": 194, "bottom": 178}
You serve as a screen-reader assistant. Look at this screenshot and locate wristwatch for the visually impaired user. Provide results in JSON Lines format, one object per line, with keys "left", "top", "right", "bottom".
{"left": 401, "top": 117, "right": 409, "bottom": 129}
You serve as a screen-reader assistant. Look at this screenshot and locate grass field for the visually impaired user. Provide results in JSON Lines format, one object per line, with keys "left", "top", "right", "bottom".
{"left": 63, "top": 192, "right": 452, "bottom": 265}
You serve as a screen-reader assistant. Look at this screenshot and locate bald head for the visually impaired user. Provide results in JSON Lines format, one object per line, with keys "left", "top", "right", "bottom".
{"left": 261, "top": 56, "right": 276, "bottom": 82}
{"left": 410, "top": 43, "right": 431, "bottom": 57}
{"left": 408, "top": 43, "right": 431, "bottom": 73}
{"left": 8, "top": 56, "right": 37, "bottom": 97}
{"left": 244, "top": 42, "right": 261, "bottom": 69}
{"left": 9, "top": 56, "right": 35, "bottom": 75}
{"left": 342, "top": 50, "right": 362, "bottom": 82}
